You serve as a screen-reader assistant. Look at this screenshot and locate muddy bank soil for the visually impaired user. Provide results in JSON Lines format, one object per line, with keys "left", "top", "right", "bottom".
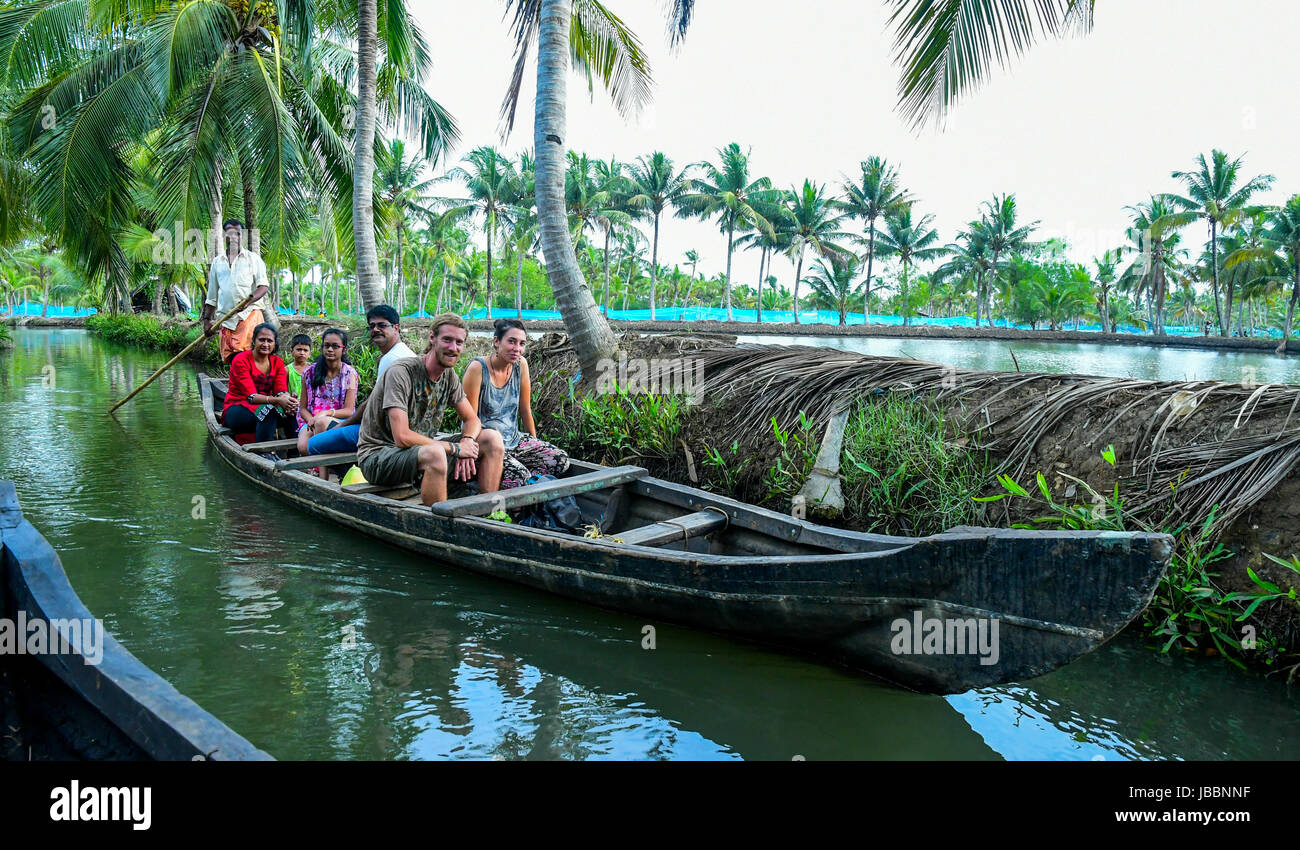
{"left": 526, "top": 333, "right": 1300, "bottom": 650}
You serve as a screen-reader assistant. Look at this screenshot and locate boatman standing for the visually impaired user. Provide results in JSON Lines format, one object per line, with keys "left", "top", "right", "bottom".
{"left": 202, "top": 219, "right": 274, "bottom": 364}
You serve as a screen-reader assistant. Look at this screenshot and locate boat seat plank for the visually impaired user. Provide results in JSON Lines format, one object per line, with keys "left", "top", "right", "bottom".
{"left": 431, "top": 466, "right": 648, "bottom": 517}
{"left": 276, "top": 452, "right": 356, "bottom": 471}
{"left": 347, "top": 484, "right": 420, "bottom": 500}
{"left": 618, "top": 509, "right": 728, "bottom": 547}
{"left": 243, "top": 438, "right": 300, "bottom": 453}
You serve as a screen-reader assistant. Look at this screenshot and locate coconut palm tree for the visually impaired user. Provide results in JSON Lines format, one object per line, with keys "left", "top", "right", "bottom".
{"left": 625, "top": 152, "right": 692, "bottom": 321}
{"left": 1117, "top": 196, "right": 1184, "bottom": 336}
{"left": 876, "top": 206, "right": 942, "bottom": 326}
{"left": 1222, "top": 196, "right": 1300, "bottom": 347}
{"left": 1218, "top": 209, "right": 1277, "bottom": 337}
{"left": 840, "top": 157, "right": 911, "bottom": 324}
{"left": 977, "top": 194, "right": 1038, "bottom": 326}
{"left": 678, "top": 143, "right": 778, "bottom": 321}
{"left": 2, "top": 0, "right": 455, "bottom": 312}
{"left": 502, "top": 0, "right": 691, "bottom": 374}
{"left": 736, "top": 201, "right": 790, "bottom": 326}
{"left": 1167, "top": 149, "right": 1275, "bottom": 335}
{"left": 783, "top": 180, "right": 850, "bottom": 326}
{"left": 805, "top": 254, "right": 863, "bottom": 326}
{"left": 1091, "top": 251, "right": 1119, "bottom": 333}
{"left": 936, "top": 223, "right": 992, "bottom": 324}
{"left": 351, "top": 0, "right": 457, "bottom": 310}
{"left": 448, "top": 146, "right": 519, "bottom": 319}
{"left": 376, "top": 139, "right": 435, "bottom": 311}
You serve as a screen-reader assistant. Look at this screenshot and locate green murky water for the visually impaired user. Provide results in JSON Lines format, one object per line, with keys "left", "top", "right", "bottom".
{"left": 0, "top": 328, "right": 1296, "bottom": 760}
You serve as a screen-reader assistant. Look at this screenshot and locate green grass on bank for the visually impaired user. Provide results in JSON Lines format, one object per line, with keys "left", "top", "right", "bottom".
{"left": 839, "top": 394, "right": 988, "bottom": 536}
{"left": 85, "top": 313, "right": 213, "bottom": 361}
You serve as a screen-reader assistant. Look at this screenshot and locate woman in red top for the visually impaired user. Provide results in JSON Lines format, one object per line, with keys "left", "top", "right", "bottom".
{"left": 222, "top": 323, "right": 297, "bottom": 443}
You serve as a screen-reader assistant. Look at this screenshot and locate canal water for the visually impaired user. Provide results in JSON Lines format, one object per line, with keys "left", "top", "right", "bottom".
{"left": 1, "top": 328, "right": 1297, "bottom": 760}
{"left": 737, "top": 334, "right": 1300, "bottom": 385}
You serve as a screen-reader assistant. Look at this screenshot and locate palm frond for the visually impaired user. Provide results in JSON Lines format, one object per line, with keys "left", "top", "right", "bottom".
{"left": 888, "top": 0, "right": 1094, "bottom": 130}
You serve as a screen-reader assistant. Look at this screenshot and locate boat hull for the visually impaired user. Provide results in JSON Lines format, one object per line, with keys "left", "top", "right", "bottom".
{"left": 199, "top": 374, "right": 1171, "bottom": 694}
{"left": 0, "top": 482, "right": 271, "bottom": 761}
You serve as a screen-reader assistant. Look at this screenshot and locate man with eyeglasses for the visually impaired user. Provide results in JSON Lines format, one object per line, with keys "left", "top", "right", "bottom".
{"left": 366, "top": 305, "right": 419, "bottom": 382}
{"left": 304, "top": 304, "right": 418, "bottom": 459}
{"left": 202, "top": 219, "right": 273, "bottom": 363}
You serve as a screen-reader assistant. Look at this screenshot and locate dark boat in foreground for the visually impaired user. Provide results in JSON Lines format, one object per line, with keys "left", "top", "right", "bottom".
{"left": 0, "top": 481, "right": 270, "bottom": 761}
{"left": 199, "top": 374, "right": 1171, "bottom": 694}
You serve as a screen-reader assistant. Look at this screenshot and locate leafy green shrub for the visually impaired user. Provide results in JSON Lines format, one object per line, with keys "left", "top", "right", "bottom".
{"left": 86, "top": 313, "right": 205, "bottom": 354}
{"left": 763, "top": 412, "right": 818, "bottom": 506}
{"left": 568, "top": 387, "right": 685, "bottom": 465}
{"left": 840, "top": 395, "right": 986, "bottom": 536}
{"left": 701, "top": 440, "right": 753, "bottom": 494}
{"left": 978, "top": 446, "right": 1299, "bottom": 673}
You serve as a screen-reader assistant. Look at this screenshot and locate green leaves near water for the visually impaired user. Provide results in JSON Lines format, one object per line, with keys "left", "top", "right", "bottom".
{"left": 840, "top": 393, "right": 986, "bottom": 536}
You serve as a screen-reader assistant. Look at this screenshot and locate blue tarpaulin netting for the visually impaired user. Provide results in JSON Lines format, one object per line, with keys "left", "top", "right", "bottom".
{"left": 5, "top": 301, "right": 1274, "bottom": 338}
{"left": 456, "top": 307, "right": 1244, "bottom": 337}
{"left": 2, "top": 302, "right": 98, "bottom": 318}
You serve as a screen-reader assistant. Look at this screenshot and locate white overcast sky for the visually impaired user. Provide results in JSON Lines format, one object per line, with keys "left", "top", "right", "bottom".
{"left": 410, "top": 0, "right": 1300, "bottom": 286}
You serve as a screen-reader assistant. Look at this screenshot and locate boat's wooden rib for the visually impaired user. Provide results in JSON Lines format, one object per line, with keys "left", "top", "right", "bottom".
{"left": 430, "top": 465, "right": 648, "bottom": 517}
{"left": 243, "top": 437, "right": 300, "bottom": 453}
{"left": 618, "top": 509, "right": 729, "bottom": 547}
{"left": 0, "top": 481, "right": 271, "bottom": 761}
{"left": 275, "top": 452, "right": 356, "bottom": 471}
{"left": 196, "top": 372, "right": 1173, "bottom": 694}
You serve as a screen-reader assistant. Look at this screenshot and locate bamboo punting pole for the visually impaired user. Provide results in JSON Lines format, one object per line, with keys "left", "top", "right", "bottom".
{"left": 107, "top": 292, "right": 258, "bottom": 415}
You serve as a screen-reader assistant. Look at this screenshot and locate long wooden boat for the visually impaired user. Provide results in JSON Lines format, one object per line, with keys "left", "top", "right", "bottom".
{"left": 0, "top": 481, "right": 271, "bottom": 760}
{"left": 199, "top": 373, "right": 1171, "bottom": 695}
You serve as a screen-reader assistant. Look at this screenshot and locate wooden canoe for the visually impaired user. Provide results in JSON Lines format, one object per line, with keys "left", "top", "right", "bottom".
{"left": 198, "top": 373, "right": 1171, "bottom": 695}
{"left": 0, "top": 481, "right": 271, "bottom": 761}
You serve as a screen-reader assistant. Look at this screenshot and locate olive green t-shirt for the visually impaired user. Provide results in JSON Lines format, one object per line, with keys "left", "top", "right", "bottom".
{"left": 356, "top": 357, "right": 465, "bottom": 462}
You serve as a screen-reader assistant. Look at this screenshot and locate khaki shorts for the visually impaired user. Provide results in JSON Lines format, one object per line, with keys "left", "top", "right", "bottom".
{"left": 359, "top": 445, "right": 422, "bottom": 487}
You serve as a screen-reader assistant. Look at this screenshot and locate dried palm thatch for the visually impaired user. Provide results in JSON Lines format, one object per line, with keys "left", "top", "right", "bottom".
{"left": 696, "top": 345, "right": 1300, "bottom": 535}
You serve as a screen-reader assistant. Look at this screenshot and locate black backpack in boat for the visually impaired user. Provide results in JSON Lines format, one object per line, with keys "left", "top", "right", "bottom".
{"left": 516, "top": 474, "right": 584, "bottom": 533}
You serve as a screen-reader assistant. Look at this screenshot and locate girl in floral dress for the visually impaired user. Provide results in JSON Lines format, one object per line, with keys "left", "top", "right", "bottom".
{"left": 295, "top": 328, "right": 359, "bottom": 476}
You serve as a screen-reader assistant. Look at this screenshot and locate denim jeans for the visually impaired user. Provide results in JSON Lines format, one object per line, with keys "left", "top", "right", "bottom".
{"left": 307, "top": 423, "right": 360, "bottom": 455}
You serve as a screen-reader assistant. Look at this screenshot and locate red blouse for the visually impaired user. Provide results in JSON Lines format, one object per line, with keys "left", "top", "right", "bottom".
{"left": 223, "top": 350, "right": 288, "bottom": 415}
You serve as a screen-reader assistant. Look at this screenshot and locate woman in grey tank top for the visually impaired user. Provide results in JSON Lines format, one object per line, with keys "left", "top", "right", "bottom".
{"left": 462, "top": 319, "right": 570, "bottom": 489}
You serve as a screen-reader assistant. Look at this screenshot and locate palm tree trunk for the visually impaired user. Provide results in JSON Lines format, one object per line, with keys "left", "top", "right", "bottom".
{"left": 987, "top": 252, "right": 1000, "bottom": 327}
{"left": 535, "top": 0, "right": 616, "bottom": 376}
{"left": 1284, "top": 259, "right": 1300, "bottom": 345}
{"left": 485, "top": 221, "right": 494, "bottom": 320}
{"left": 649, "top": 212, "right": 660, "bottom": 322}
{"left": 40, "top": 267, "right": 48, "bottom": 317}
{"left": 396, "top": 224, "right": 405, "bottom": 315}
{"left": 1153, "top": 259, "right": 1167, "bottom": 337}
{"left": 517, "top": 250, "right": 525, "bottom": 319}
{"left": 623, "top": 257, "right": 634, "bottom": 312}
{"left": 793, "top": 248, "right": 804, "bottom": 326}
{"left": 723, "top": 220, "right": 735, "bottom": 322}
{"left": 756, "top": 246, "right": 766, "bottom": 325}
{"left": 353, "top": 0, "right": 382, "bottom": 311}
{"left": 901, "top": 262, "right": 910, "bottom": 327}
{"left": 863, "top": 224, "right": 876, "bottom": 324}
{"left": 601, "top": 226, "right": 612, "bottom": 318}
